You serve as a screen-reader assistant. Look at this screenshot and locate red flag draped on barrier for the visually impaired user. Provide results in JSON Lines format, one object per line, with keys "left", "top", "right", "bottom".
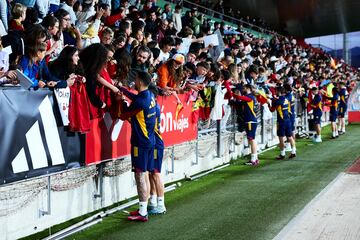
{"left": 68, "top": 78, "right": 91, "bottom": 133}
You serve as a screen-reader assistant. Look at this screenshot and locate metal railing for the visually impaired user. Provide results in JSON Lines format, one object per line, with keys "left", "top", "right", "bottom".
{"left": 196, "top": 98, "right": 326, "bottom": 157}
{"left": 173, "top": 0, "right": 283, "bottom": 38}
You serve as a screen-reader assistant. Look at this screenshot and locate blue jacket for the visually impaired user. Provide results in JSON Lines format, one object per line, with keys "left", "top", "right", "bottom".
{"left": 19, "top": 56, "right": 67, "bottom": 89}
{"left": 272, "top": 95, "right": 291, "bottom": 121}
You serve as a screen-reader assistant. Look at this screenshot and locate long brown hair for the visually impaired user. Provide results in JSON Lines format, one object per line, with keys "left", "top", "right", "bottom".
{"left": 167, "top": 59, "right": 183, "bottom": 85}
{"left": 115, "top": 49, "right": 132, "bottom": 85}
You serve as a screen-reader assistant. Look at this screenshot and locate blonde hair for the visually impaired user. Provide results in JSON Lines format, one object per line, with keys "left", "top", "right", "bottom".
{"left": 102, "top": 27, "right": 114, "bottom": 37}
{"left": 12, "top": 3, "right": 27, "bottom": 19}
{"left": 228, "top": 63, "right": 239, "bottom": 83}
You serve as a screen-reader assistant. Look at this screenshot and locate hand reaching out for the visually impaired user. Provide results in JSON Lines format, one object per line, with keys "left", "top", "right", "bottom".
{"left": 47, "top": 81, "right": 58, "bottom": 87}
{"left": 38, "top": 80, "right": 46, "bottom": 88}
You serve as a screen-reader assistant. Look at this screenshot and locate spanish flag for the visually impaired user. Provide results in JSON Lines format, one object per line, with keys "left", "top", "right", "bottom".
{"left": 255, "top": 89, "right": 268, "bottom": 105}
{"left": 330, "top": 57, "right": 337, "bottom": 69}
{"left": 175, "top": 102, "right": 184, "bottom": 121}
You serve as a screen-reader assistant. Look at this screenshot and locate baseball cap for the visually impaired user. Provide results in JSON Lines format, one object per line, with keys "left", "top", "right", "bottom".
{"left": 270, "top": 56, "right": 279, "bottom": 62}
{"left": 173, "top": 54, "right": 185, "bottom": 65}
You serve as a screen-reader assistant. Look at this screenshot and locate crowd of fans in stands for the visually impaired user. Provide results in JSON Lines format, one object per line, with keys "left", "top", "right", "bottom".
{"left": 0, "top": 0, "right": 357, "bottom": 135}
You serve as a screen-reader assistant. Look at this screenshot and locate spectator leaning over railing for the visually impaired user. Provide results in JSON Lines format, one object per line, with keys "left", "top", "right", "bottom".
{"left": 113, "top": 48, "right": 132, "bottom": 86}
{"left": 48, "top": 45, "right": 81, "bottom": 87}
{"left": 128, "top": 45, "right": 152, "bottom": 85}
{"left": 157, "top": 53, "right": 184, "bottom": 95}
{"left": 79, "top": 43, "right": 109, "bottom": 117}
{"left": 96, "top": 44, "right": 121, "bottom": 111}
{"left": 18, "top": 42, "right": 76, "bottom": 89}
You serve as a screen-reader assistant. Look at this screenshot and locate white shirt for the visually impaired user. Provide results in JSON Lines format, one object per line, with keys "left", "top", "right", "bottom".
{"left": 158, "top": 50, "right": 170, "bottom": 63}
{"left": 36, "top": 0, "right": 50, "bottom": 18}
{"left": 172, "top": 12, "right": 182, "bottom": 33}
{"left": 60, "top": 3, "right": 77, "bottom": 25}
{"left": 178, "top": 38, "right": 192, "bottom": 55}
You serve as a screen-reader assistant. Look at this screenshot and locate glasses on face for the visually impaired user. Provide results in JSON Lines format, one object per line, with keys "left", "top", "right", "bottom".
{"left": 63, "top": 17, "right": 71, "bottom": 22}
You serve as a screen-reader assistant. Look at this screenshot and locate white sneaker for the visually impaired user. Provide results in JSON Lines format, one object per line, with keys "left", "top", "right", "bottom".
{"left": 148, "top": 205, "right": 166, "bottom": 215}
{"left": 315, "top": 137, "right": 322, "bottom": 143}
{"left": 285, "top": 143, "right": 292, "bottom": 152}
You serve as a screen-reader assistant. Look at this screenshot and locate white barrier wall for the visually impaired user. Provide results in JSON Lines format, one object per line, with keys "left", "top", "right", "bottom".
{"left": 0, "top": 128, "right": 279, "bottom": 240}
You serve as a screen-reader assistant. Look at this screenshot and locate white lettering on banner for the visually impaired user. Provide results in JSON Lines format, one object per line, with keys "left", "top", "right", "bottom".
{"left": 159, "top": 105, "right": 189, "bottom": 133}
{"left": 111, "top": 119, "right": 124, "bottom": 141}
{"left": 165, "top": 112, "right": 173, "bottom": 132}
{"left": 11, "top": 148, "right": 29, "bottom": 173}
{"left": 103, "top": 112, "right": 124, "bottom": 142}
{"left": 38, "top": 96, "right": 66, "bottom": 166}
{"left": 11, "top": 96, "right": 66, "bottom": 173}
{"left": 26, "top": 121, "right": 48, "bottom": 169}
{"left": 160, "top": 105, "right": 166, "bottom": 133}
{"left": 54, "top": 87, "right": 70, "bottom": 126}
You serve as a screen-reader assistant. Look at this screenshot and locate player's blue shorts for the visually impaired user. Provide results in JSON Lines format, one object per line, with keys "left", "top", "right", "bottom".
{"left": 153, "top": 148, "right": 164, "bottom": 173}
{"left": 338, "top": 105, "right": 347, "bottom": 118}
{"left": 131, "top": 146, "right": 154, "bottom": 172}
{"left": 277, "top": 119, "right": 292, "bottom": 138}
{"left": 329, "top": 108, "right": 338, "bottom": 122}
{"left": 313, "top": 113, "right": 322, "bottom": 125}
{"left": 245, "top": 122, "right": 257, "bottom": 140}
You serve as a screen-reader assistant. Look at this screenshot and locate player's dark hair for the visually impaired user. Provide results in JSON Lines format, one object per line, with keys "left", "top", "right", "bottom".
{"left": 284, "top": 84, "right": 292, "bottom": 92}
{"left": 276, "top": 86, "right": 286, "bottom": 94}
{"left": 148, "top": 83, "right": 159, "bottom": 97}
{"left": 221, "top": 70, "right": 231, "bottom": 81}
{"left": 244, "top": 84, "right": 252, "bottom": 90}
{"left": 136, "top": 71, "right": 152, "bottom": 86}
